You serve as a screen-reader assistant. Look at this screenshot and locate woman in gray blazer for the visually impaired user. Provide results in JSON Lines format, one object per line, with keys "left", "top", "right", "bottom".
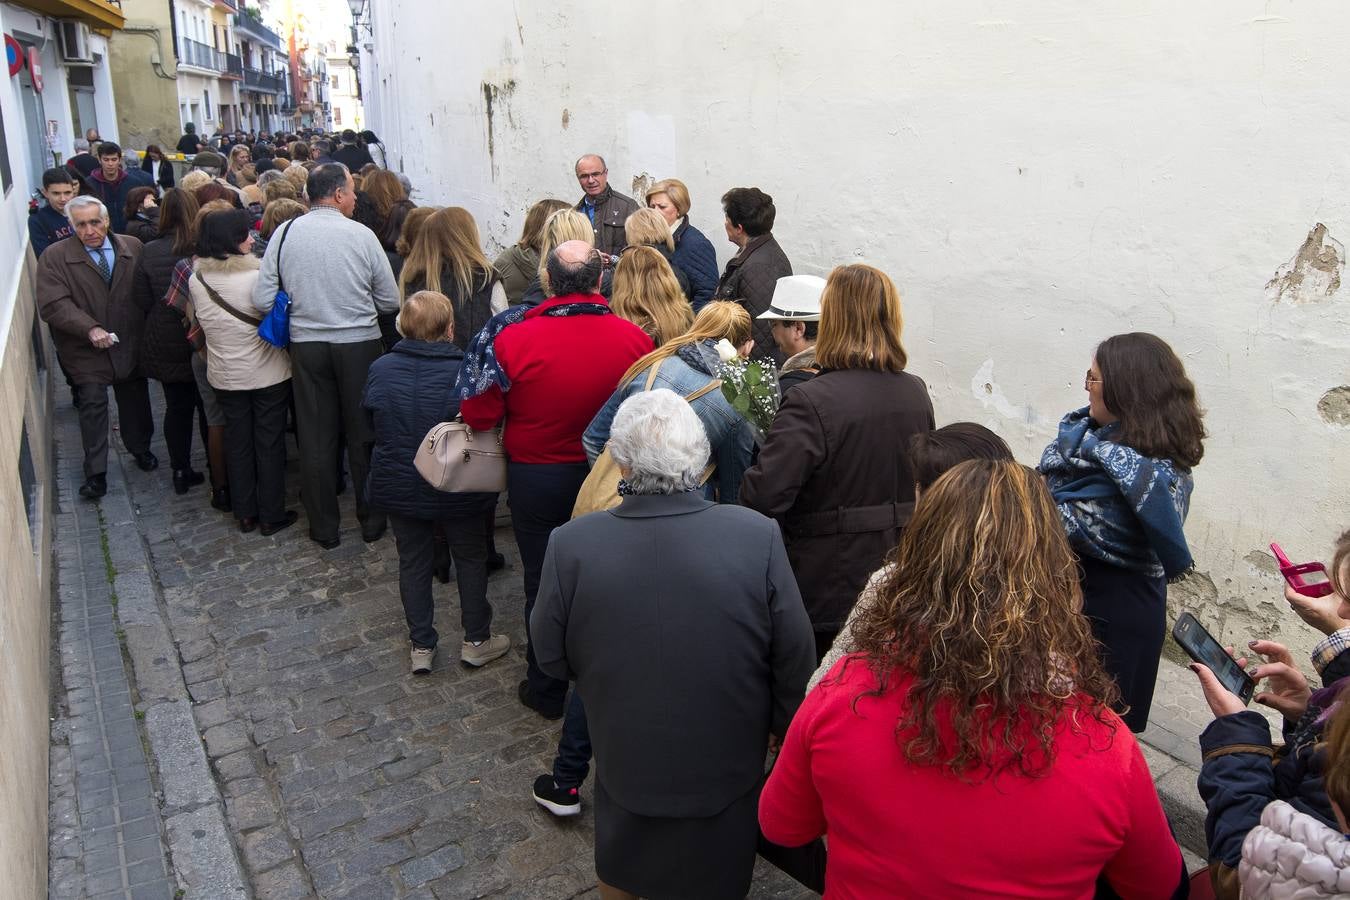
{"left": 530, "top": 389, "right": 816, "bottom": 900}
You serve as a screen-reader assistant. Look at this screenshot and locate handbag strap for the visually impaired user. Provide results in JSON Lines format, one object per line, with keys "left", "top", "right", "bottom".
{"left": 683, "top": 379, "right": 721, "bottom": 404}
{"left": 273, "top": 219, "right": 294, "bottom": 295}
{"left": 196, "top": 271, "right": 262, "bottom": 327}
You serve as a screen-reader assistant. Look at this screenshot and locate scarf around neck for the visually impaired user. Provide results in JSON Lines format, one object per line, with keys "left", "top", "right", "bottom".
{"left": 454, "top": 295, "right": 611, "bottom": 399}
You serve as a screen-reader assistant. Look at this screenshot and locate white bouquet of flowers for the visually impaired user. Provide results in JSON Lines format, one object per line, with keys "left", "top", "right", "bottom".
{"left": 713, "top": 339, "right": 780, "bottom": 443}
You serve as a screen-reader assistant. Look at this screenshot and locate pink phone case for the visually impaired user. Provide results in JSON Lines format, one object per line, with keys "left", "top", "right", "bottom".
{"left": 1271, "top": 542, "right": 1334, "bottom": 598}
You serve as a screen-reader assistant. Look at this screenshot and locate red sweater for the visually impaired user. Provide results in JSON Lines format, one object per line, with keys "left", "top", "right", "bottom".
{"left": 459, "top": 295, "right": 653, "bottom": 464}
{"left": 760, "top": 657, "right": 1182, "bottom": 899}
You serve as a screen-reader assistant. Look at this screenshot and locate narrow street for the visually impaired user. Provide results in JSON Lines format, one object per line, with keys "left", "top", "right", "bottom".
{"left": 47, "top": 394, "right": 815, "bottom": 898}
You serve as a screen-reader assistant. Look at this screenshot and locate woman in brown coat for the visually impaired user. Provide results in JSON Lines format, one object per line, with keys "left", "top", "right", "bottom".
{"left": 739, "top": 263, "right": 934, "bottom": 661}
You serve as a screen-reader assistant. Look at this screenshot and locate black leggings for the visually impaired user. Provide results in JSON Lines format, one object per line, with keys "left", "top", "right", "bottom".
{"left": 1079, "top": 556, "right": 1167, "bottom": 733}
{"left": 161, "top": 380, "right": 207, "bottom": 471}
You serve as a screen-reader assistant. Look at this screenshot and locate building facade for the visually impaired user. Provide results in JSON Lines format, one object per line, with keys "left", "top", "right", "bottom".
{"left": 107, "top": 0, "right": 181, "bottom": 152}
{"left": 233, "top": 4, "right": 288, "bottom": 134}
{"left": 359, "top": 1, "right": 1350, "bottom": 661}
{"left": 1, "top": 0, "right": 123, "bottom": 891}
{"left": 170, "top": 0, "right": 236, "bottom": 133}
{"left": 325, "top": 45, "right": 359, "bottom": 131}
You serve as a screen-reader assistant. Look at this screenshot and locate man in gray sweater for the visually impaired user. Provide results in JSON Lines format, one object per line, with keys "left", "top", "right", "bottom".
{"left": 253, "top": 162, "right": 399, "bottom": 549}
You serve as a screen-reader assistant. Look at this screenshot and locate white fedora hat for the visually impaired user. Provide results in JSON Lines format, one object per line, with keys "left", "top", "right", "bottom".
{"left": 757, "top": 274, "right": 826, "bottom": 321}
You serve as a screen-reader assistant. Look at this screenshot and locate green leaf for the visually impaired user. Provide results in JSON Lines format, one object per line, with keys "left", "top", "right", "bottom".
{"left": 745, "top": 366, "right": 761, "bottom": 386}
{"left": 732, "top": 394, "right": 751, "bottom": 414}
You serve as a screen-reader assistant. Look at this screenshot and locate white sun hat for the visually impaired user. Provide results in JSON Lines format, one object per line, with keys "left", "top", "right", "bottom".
{"left": 757, "top": 274, "right": 826, "bottom": 321}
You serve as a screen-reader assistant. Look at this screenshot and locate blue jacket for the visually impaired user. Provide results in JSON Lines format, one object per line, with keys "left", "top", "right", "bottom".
{"left": 670, "top": 219, "right": 719, "bottom": 311}
{"left": 582, "top": 348, "right": 753, "bottom": 503}
{"left": 362, "top": 340, "right": 496, "bottom": 520}
{"left": 29, "top": 205, "right": 73, "bottom": 257}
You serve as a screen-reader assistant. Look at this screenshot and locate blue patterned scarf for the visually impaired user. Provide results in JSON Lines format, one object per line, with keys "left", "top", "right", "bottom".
{"left": 1038, "top": 408, "right": 1195, "bottom": 581}
{"left": 454, "top": 297, "right": 611, "bottom": 399}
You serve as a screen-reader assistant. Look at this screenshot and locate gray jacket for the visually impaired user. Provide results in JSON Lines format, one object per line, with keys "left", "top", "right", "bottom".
{"left": 531, "top": 492, "right": 815, "bottom": 818}
{"left": 252, "top": 206, "right": 399, "bottom": 344}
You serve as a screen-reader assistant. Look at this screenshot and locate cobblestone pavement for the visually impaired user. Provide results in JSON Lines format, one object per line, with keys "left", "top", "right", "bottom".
{"left": 62, "top": 391, "right": 811, "bottom": 899}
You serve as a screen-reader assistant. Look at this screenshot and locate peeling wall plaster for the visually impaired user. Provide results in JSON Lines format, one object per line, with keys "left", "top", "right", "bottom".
{"left": 361, "top": 1, "right": 1350, "bottom": 662}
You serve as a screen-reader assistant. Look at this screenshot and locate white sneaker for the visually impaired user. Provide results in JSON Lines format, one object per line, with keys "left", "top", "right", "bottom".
{"left": 410, "top": 644, "right": 435, "bottom": 675}
{"left": 460, "top": 634, "right": 510, "bottom": 668}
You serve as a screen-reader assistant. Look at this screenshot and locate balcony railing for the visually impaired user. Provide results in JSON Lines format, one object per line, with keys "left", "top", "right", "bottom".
{"left": 243, "top": 68, "right": 286, "bottom": 93}
{"left": 179, "top": 38, "right": 224, "bottom": 72}
{"left": 223, "top": 53, "right": 243, "bottom": 79}
{"left": 233, "top": 12, "right": 283, "bottom": 49}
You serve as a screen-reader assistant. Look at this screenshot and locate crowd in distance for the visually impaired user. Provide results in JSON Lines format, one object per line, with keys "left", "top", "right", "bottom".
{"left": 25, "top": 130, "right": 1350, "bottom": 899}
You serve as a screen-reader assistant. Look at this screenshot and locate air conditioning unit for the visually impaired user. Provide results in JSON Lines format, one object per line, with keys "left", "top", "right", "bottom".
{"left": 58, "top": 21, "right": 94, "bottom": 64}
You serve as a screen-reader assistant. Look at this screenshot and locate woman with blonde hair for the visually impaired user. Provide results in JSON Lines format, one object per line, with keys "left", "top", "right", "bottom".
{"left": 225, "top": 144, "right": 252, "bottom": 187}
{"left": 494, "top": 199, "right": 571, "bottom": 304}
{"left": 760, "top": 460, "right": 1185, "bottom": 897}
{"left": 741, "top": 264, "right": 934, "bottom": 661}
{"left": 624, "top": 207, "right": 692, "bottom": 300}
{"left": 355, "top": 168, "right": 411, "bottom": 248}
{"left": 399, "top": 207, "right": 504, "bottom": 350}
{"left": 608, "top": 246, "right": 693, "bottom": 346}
{"left": 254, "top": 198, "right": 306, "bottom": 258}
{"left": 515, "top": 208, "right": 602, "bottom": 307}
{"left": 646, "top": 177, "right": 718, "bottom": 309}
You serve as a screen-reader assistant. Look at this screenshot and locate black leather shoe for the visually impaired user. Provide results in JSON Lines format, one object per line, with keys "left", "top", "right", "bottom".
{"left": 260, "top": 510, "right": 299, "bottom": 536}
{"left": 361, "top": 519, "right": 387, "bottom": 543}
{"left": 78, "top": 474, "right": 108, "bottom": 500}
{"left": 238, "top": 517, "right": 258, "bottom": 534}
{"left": 210, "top": 486, "right": 231, "bottom": 512}
{"left": 517, "top": 679, "right": 564, "bottom": 720}
{"left": 172, "top": 469, "right": 205, "bottom": 494}
{"left": 311, "top": 533, "right": 340, "bottom": 550}
{"left": 134, "top": 451, "right": 159, "bottom": 472}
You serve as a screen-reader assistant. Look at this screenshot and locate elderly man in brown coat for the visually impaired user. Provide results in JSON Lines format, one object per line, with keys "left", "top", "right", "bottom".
{"left": 36, "top": 195, "right": 156, "bottom": 499}
{"left": 573, "top": 154, "right": 639, "bottom": 257}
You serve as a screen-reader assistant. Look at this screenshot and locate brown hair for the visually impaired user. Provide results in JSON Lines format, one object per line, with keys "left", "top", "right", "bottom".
{"left": 397, "top": 290, "right": 454, "bottom": 342}
{"left": 516, "top": 199, "right": 571, "bottom": 252}
{"left": 1331, "top": 529, "right": 1350, "bottom": 598}
{"left": 813, "top": 264, "right": 908, "bottom": 373}
{"left": 398, "top": 207, "right": 492, "bottom": 302}
{"left": 123, "top": 186, "right": 157, "bottom": 224}
{"left": 362, "top": 169, "right": 406, "bottom": 221}
{"left": 624, "top": 208, "right": 675, "bottom": 252}
{"left": 909, "top": 424, "right": 1014, "bottom": 491}
{"left": 1322, "top": 684, "right": 1350, "bottom": 815}
{"left": 618, "top": 301, "right": 750, "bottom": 385}
{"left": 260, "top": 199, "right": 306, "bottom": 240}
{"left": 646, "top": 178, "right": 691, "bottom": 216}
{"left": 289, "top": 141, "right": 310, "bottom": 162}
{"left": 395, "top": 206, "right": 437, "bottom": 257}
{"left": 849, "top": 459, "right": 1118, "bottom": 779}
{"left": 610, "top": 247, "right": 693, "bottom": 347}
{"left": 1094, "top": 333, "right": 1206, "bottom": 470}
{"left": 194, "top": 182, "right": 241, "bottom": 209}
{"left": 158, "top": 188, "right": 200, "bottom": 257}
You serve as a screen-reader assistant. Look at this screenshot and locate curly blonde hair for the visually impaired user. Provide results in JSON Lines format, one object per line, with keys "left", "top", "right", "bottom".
{"left": 848, "top": 460, "right": 1119, "bottom": 779}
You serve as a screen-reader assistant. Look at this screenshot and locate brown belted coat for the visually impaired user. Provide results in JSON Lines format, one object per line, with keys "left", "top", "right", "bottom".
{"left": 739, "top": 367, "right": 935, "bottom": 631}
{"left": 36, "top": 233, "right": 145, "bottom": 385}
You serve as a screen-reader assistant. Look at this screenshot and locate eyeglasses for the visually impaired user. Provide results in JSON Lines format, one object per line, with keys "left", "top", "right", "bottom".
{"left": 1084, "top": 371, "right": 1103, "bottom": 389}
{"left": 576, "top": 171, "right": 605, "bottom": 182}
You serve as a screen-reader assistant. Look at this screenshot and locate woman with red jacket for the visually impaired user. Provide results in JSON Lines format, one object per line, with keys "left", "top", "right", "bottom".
{"left": 760, "top": 460, "right": 1186, "bottom": 899}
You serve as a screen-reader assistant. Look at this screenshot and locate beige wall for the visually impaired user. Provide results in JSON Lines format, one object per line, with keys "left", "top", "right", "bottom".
{"left": 109, "top": 0, "right": 184, "bottom": 151}
{"left": 0, "top": 250, "right": 56, "bottom": 900}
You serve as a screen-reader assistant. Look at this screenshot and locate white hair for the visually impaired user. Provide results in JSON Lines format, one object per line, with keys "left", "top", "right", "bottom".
{"left": 607, "top": 389, "right": 711, "bottom": 495}
{"left": 65, "top": 196, "right": 109, "bottom": 224}
{"left": 257, "top": 169, "right": 286, "bottom": 188}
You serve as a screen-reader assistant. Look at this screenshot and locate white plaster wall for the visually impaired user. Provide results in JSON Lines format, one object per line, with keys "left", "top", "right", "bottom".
{"left": 366, "top": 1, "right": 1350, "bottom": 659}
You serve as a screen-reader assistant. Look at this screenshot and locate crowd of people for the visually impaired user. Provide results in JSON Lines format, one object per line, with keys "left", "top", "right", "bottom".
{"left": 27, "top": 130, "right": 1350, "bottom": 898}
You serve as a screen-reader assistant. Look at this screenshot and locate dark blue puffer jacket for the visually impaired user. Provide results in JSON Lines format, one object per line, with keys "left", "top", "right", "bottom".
{"left": 362, "top": 339, "right": 497, "bottom": 520}
{"left": 671, "top": 219, "right": 720, "bottom": 311}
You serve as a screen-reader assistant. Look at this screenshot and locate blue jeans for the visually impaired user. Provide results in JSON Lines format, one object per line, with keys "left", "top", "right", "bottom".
{"left": 552, "top": 692, "right": 591, "bottom": 789}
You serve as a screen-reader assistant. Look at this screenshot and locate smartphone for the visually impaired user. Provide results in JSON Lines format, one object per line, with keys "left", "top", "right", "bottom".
{"left": 1171, "top": 612, "right": 1255, "bottom": 704}
{"left": 1270, "top": 542, "right": 1334, "bottom": 598}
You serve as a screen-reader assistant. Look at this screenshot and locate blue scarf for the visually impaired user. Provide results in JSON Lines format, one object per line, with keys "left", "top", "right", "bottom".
{"left": 1038, "top": 408, "right": 1195, "bottom": 581}
{"left": 454, "top": 297, "right": 610, "bottom": 399}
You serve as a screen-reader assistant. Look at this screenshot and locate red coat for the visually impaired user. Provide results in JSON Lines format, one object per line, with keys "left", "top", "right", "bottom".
{"left": 460, "top": 294, "right": 653, "bottom": 464}
{"left": 760, "top": 657, "right": 1183, "bottom": 899}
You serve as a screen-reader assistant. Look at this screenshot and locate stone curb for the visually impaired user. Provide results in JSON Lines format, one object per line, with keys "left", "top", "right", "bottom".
{"left": 100, "top": 451, "right": 250, "bottom": 900}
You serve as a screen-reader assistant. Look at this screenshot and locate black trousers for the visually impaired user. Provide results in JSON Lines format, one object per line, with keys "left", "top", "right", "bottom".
{"left": 75, "top": 378, "right": 153, "bottom": 478}
{"left": 389, "top": 512, "right": 492, "bottom": 648}
{"left": 1079, "top": 555, "right": 1168, "bottom": 733}
{"left": 160, "top": 380, "right": 207, "bottom": 472}
{"left": 507, "top": 461, "right": 590, "bottom": 713}
{"left": 289, "top": 340, "right": 383, "bottom": 542}
{"left": 215, "top": 380, "right": 291, "bottom": 525}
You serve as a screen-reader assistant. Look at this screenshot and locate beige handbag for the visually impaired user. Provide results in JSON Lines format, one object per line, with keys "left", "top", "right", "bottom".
{"left": 414, "top": 416, "right": 506, "bottom": 493}
{"left": 571, "top": 361, "right": 720, "bottom": 518}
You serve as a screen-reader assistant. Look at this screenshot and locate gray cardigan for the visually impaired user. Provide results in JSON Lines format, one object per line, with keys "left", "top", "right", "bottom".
{"left": 252, "top": 206, "right": 399, "bottom": 344}
{"left": 530, "top": 492, "right": 816, "bottom": 818}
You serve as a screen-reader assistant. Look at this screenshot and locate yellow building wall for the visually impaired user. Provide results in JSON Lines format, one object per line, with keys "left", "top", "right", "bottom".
{"left": 108, "top": 0, "right": 185, "bottom": 151}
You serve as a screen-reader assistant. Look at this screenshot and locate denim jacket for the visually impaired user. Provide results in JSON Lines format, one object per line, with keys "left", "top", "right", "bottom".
{"left": 582, "top": 354, "right": 754, "bottom": 503}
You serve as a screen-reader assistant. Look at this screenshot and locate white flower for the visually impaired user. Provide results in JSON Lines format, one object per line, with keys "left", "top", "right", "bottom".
{"left": 714, "top": 339, "right": 739, "bottom": 362}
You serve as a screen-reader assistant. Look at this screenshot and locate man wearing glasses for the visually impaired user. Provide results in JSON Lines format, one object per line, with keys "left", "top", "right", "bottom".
{"left": 573, "top": 154, "right": 639, "bottom": 257}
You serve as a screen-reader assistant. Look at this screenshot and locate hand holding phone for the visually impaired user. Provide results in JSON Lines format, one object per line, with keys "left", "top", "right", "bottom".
{"left": 1271, "top": 542, "right": 1334, "bottom": 598}
{"left": 1173, "top": 612, "right": 1255, "bottom": 705}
